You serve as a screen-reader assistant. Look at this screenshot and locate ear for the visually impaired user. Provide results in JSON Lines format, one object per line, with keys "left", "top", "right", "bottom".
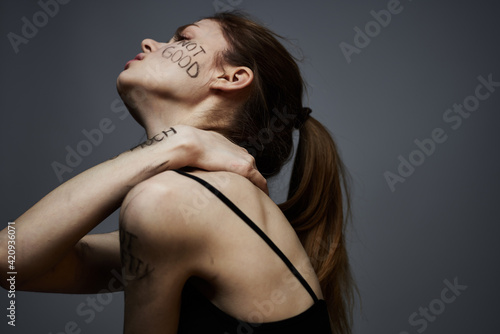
{"left": 211, "top": 66, "right": 254, "bottom": 92}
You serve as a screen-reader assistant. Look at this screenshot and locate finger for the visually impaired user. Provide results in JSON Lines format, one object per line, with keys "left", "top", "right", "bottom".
{"left": 247, "top": 168, "right": 269, "bottom": 196}
{"left": 227, "top": 160, "right": 268, "bottom": 195}
{"left": 237, "top": 155, "right": 268, "bottom": 195}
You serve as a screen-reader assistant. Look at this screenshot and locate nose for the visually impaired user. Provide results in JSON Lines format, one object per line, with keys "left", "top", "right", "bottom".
{"left": 141, "top": 38, "right": 162, "bottom": 53}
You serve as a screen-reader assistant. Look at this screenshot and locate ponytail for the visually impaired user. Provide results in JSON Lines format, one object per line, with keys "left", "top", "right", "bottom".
{"left": 205, "top": 12, "right": 359, "bottom": 333}
{"left": 279, "top": 116, "right": 358, "bottom": 334}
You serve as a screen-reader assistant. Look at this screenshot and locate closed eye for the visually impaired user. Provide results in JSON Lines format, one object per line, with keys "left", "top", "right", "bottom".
{"left": 172, "top": 23, "right": 197, "bottom": 42}
{"left": 173, "top": 32, "right": 188, "bottom": 42}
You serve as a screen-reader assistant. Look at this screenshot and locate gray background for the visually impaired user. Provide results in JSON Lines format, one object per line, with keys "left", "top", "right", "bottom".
{"left": 1, "top": 0, "right": 499, "bottom": 333}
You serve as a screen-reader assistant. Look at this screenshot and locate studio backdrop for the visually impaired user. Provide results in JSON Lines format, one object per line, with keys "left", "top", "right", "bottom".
{"left": 1, "top": 0, "right": 499, "bottom": 333}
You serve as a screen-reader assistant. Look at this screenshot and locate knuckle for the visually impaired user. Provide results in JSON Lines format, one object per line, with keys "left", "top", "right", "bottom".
{"left": 245, "top": 162, "right": 255, "bottom": 174}
{"left": 247, "top": 154, "right": 256, "bottom": 165}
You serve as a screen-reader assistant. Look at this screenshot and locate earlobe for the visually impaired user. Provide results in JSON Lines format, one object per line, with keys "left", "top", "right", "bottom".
{"left": 212, "top": 66, "right": 253, "bottom": 92}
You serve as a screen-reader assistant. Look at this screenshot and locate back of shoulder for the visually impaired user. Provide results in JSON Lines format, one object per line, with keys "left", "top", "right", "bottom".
{"left": 119, "top": 169, "right": 266, "bottom": 240}
{"left": 178, "top": 170, "right": 275, "bottom": 224}
{"left": 119, "top": 170, "right": 207, "bottom": 249}
{"left": 118, "top": 169, "right": 274, "bottom": 274}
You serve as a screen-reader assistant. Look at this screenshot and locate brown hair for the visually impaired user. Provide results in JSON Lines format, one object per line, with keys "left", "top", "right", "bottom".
{"left": 204, "top": 12, "right": 358, "bottom": 334}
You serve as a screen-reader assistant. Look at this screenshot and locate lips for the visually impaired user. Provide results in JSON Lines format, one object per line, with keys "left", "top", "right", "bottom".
{"left": 124, "top": 53, "right": 145, "bottom": 70}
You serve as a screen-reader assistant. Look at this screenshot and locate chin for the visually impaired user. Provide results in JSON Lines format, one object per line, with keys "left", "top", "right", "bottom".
{"left": 116, "top": 70, "right": 131, "bottom": 95}
{"left": 116, "top": 80, "right": 149, "bottom": 128}
{"left": 116, "top": 73, "right": 140, "bottom": 104}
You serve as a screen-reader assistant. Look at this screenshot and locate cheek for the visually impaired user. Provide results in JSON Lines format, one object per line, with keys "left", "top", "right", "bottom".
{"left": 161, "top": 40, "right": 208, "bottom": 79}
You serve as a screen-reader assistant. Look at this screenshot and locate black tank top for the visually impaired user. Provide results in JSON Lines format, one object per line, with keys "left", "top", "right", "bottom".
{"left": 174, "top": 170, "right": 332, "bottom": 334}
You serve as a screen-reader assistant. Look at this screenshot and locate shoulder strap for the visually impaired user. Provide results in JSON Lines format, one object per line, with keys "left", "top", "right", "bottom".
{"left": 173, "top": 169, "right": 319, "bottom": 303}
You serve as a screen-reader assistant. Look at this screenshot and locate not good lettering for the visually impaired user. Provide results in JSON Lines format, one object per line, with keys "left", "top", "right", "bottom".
{"left": 162, "top": 40, "right": 206, "bottom": 78}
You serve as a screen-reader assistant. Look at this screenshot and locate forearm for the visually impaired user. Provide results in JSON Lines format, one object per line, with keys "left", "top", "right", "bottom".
{"left": 0, "top": 128, "right": 187, "bottom": 284}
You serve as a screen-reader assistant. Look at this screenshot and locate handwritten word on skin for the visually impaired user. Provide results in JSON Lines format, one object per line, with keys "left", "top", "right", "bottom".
{"left": 162, "top": 40, "right": 206, "bottom": 78}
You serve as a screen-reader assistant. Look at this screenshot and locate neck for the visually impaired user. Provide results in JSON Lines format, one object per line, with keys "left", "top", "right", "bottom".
{"left": 129, "top": 98, "right": 217, "bottom": 138}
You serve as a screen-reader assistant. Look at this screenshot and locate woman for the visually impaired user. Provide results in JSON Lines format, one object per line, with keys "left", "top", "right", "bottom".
{"left": 0, "top": 12, "right": 356, "bottom": 334}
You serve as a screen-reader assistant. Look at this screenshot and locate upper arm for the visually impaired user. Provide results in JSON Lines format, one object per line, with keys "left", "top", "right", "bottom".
{"left": 119, "top": 171, "right": 209, "bottom": 269}
{"left": 18, "top": 231, "right": 122, "bottom": 294}
{"left": 118, "top": 171, "right": 212, "bottom": 333}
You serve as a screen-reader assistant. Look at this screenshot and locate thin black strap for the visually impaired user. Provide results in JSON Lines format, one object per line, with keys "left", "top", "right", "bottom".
{"left": 173, "top": 169, "right": 319, "bottom": 303}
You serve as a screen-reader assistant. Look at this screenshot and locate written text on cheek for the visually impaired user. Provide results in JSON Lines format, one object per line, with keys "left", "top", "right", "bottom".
{"left": 162, "top": 40, "right": 207, "bottom": 78}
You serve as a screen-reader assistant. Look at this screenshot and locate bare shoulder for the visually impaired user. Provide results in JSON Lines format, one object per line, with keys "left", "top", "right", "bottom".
{"left": 118, "top": 169, "right": 276, "bottom": 283}
{"left": 119, "top": 169, "right": 266, "bottom": 245}
{"left": 119, "top": 169, "right": 209, "bottom": 244}
{"left": 181, "top": 169, "right": 271, "bottom": 210}
{"left": 119, "top": 169, "right": 323, "bottom": 322}
{"left": 122, "top": 169, "right": 269, "bottom": 220}
{"left": 174, "top": 169, "right": 283, "bottom": 232}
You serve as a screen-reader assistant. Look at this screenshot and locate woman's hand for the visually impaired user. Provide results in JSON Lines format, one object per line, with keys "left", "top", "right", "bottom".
{"left": 169, "top": 125, "right": 269, "bottom": 195}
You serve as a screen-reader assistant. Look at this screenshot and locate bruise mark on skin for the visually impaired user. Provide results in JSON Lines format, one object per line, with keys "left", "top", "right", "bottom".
{"left": 119, "top": 225, "right": 155, "bottom": 281}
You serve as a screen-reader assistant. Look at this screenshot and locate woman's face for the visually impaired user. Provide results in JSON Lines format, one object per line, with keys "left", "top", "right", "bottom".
{"left": 117, "top": 19, "right": 228, "bottom": 109}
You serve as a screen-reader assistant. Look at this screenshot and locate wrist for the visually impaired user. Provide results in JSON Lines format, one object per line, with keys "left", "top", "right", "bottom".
{"left": 123, "top": 126, "right": 193, "bottom": 174}
{"left": 163, "top": 125, "right": 200, "bottom": 169}
{"left": 129, "top": 127, "right": 178, "bottom": 152}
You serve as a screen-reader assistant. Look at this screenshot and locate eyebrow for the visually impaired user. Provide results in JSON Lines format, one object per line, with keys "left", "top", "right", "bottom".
{"left": 174, "top": 23, "right": 199, "bottom": 36}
